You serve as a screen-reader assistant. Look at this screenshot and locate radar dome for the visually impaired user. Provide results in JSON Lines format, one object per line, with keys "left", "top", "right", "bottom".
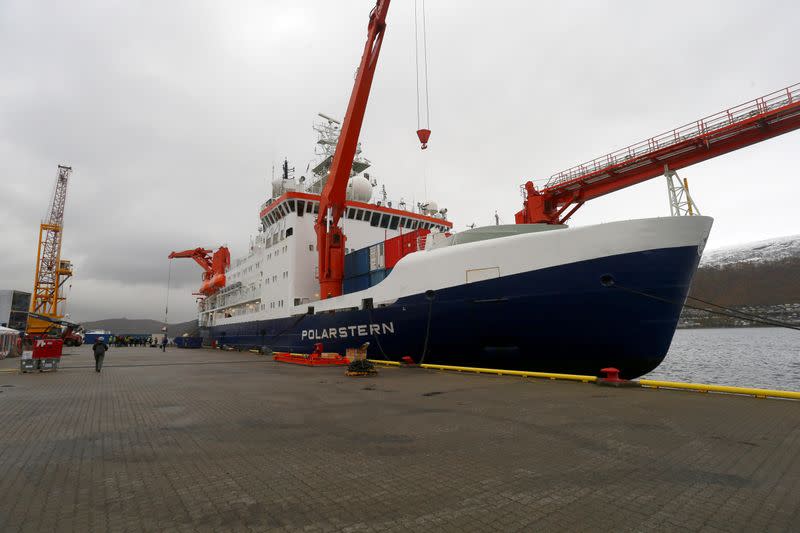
{"left": 271, "top": 179, "right": 284, "bottom": 198}
{"left": 421, "top": 201, "right": 438, "bottom": 215}
{"left": 347, "top": 176, "right": 372, "bottom": 202}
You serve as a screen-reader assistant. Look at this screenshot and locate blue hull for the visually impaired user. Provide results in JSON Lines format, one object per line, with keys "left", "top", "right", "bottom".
{"left": 204, "top": 245, "right": 701, "bottom": 378}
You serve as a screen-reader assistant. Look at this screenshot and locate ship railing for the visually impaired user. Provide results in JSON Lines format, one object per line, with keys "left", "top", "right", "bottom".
{"left": 543, "top": 83, "right": 800, "bottom": 190}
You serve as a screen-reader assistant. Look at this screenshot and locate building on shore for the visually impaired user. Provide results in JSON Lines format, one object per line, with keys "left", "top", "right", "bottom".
{"left": 0, "top": 290, "right": 31, "bottom": 331}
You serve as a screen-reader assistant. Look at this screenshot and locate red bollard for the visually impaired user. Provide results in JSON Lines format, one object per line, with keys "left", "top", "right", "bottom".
{"left": 601, "top": 367, "right": 622, "bottom": 382}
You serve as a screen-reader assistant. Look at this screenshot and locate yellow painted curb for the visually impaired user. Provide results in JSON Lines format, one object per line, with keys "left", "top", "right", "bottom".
{"left": 419, "top": 363, "right": 597, "bottom": 383}
{"left": 368, "top": 359, "right": 401, "bottom": 367}
{"left": 639, "top": 379, "right": 800, "bottom": 400}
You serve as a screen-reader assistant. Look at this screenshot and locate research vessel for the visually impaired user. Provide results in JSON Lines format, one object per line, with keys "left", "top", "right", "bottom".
{"left": 189, "top": 112, "right": 712, "bottom": 378}
{"left": 174, "top": 1, "right": 799, "bottom": 378}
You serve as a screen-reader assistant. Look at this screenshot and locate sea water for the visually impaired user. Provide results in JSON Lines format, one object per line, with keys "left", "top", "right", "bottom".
{"left": 646, "top": 328, "right": 800, "bottom": 391}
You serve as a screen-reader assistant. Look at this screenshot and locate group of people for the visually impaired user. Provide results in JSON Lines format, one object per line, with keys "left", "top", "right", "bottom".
{"left": 91, "top": 335, "right": 168, "bottom": 373}
{"left": 108, "top": 336, "right": 159, "bottom": 347}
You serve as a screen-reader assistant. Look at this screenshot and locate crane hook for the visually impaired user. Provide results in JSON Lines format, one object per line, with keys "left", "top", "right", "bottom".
{"left": 417, "top": 128, "right": 431, "bottom": 150}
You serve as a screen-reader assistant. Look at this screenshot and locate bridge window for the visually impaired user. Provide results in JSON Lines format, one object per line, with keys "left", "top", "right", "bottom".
{"left": 370, "top": 211, "right": 381, "bottom": 227}
{"left": 297, "top": 202, "right": 305, "bottom": 217}
{"left": 389, "top": 216, "right": 400, "bottom": 230}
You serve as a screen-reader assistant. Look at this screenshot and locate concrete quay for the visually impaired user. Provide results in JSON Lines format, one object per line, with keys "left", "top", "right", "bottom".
{"left": 0, "top": 345, "right": 798, "bottom": 532}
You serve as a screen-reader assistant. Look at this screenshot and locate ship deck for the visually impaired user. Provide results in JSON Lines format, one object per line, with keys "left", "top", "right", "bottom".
{"left": 1, "top": 345, "right": 798, "bottom": 531}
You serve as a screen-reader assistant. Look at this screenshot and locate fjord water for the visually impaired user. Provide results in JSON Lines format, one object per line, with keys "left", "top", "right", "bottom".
{"left": 646, "top": 328, "right": 800, "bottom": 391}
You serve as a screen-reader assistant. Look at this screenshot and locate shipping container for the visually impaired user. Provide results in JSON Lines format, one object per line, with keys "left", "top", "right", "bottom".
{"left": 385, "top": 228, "right": 430, "bottom": 269}
{"left": 344, "top": 247, "right": 370, "bottom": 279}
{"left": 343, "top": 274, "right": 371, "bottom": 294}
{"left": 174, "top": 336, "right": 203, "bottom": 349}
{"left": 369, "top": 269, "right": 387, "bottom": 286}
{"left": 369, "top": 243, "right": 385, "bottom": 272}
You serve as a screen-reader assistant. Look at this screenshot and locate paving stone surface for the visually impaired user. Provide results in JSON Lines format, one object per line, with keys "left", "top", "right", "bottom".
{"left": 0, "top": 345, "right": 798, "bottom": 532}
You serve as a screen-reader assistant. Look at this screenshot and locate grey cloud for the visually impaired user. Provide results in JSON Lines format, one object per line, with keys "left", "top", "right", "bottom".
{"left": 2, "top": 0, "right": 799, "bottom": 322}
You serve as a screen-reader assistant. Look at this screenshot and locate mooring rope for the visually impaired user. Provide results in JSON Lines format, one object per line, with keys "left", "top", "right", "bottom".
{"left": 608, "top": 282, "right": 800, "bottom": 331}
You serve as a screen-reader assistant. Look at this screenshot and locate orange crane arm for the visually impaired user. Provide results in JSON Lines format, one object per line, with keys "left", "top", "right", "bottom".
{"left": 168, "top": 247, "right": 230, "bottom": 296}
{"left": 316, "top": 0, "right": 391, "bottom": 299}
{"left": 168, "top": 248, "right": 214, "bottom": 273}
{"left": 516, "top": 83, "right": 800, "bottom": 224}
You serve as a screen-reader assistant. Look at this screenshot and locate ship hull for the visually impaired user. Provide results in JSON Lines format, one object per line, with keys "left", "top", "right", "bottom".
{"left": 203, "top": 242, "right": 704, "bottom": 379}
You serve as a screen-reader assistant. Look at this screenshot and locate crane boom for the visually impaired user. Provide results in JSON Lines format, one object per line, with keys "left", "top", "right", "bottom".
{"left": 168, "top": 247, "right": 230, "bottom": 296}
{"left": 27, "top": 165, "right": 73, "bottom": 337}
{"left": 316, "top": 0, "right": 391, "bottom": 299}
{"left": 516, "top": 83, "right": 800, "bottom": 224}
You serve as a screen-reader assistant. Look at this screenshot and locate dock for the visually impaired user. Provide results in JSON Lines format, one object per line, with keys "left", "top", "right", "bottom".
{"left": 1, "top": 346, "right": 798, "bottom": 531}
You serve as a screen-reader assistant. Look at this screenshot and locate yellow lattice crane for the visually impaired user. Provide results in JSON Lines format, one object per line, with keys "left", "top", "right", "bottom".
{"left": 27, "top": 165, "right": 74, "bottom": 338}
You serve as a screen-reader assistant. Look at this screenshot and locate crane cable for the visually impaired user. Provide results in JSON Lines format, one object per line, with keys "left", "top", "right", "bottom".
{"left": 414, "top": 0, "right": 431, "bottom": 149}
{"left": 164, "top": 258, "right": 172, "bottom": 336}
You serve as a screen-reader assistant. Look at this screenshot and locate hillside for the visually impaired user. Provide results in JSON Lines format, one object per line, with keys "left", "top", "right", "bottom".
{"left": 81, "top": 318, "right": 198, "bottom": 337}
{"left": 691, "top": 235, "right": 800, "bottom": 306}
{"left": 681, "top": 234, "right": 800, "bottom": 327}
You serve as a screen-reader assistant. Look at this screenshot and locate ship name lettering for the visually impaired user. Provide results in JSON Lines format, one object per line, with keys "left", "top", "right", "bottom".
{"left": 300, "top": 322, "right": 395, "bottom": 340}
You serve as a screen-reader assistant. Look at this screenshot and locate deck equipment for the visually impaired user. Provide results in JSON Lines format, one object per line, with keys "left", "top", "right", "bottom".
{"left": 516, "top": 83, "right": 800, "bottom": 224}
{"left": 167, "top": 247, "right": 231, "bottom": 296}
{"left": 316, "top": 0, "right": 391, "bottom": 300}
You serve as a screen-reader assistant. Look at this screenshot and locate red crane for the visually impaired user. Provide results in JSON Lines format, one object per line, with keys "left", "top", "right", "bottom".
{"left": 168, "top": 247, "right": 230, "bottom": 296}
{"left": 316, "top": 0, "right": 391, "bottom": 299}
{"left": 516, "top": 83, "right": 800, "bottom": 225}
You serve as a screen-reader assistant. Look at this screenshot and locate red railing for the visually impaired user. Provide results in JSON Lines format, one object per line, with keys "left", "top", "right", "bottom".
{"left": 543, "top": 83, "right": 800, "bottom": 190}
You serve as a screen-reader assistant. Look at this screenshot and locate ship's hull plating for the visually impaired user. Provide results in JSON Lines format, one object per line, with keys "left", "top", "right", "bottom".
{"left": 204, "top": 244, "right": 702, "bottom": 378}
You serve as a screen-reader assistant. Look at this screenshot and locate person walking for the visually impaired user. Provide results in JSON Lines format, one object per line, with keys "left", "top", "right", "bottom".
{"left": 161, "top": 335, "right": 167, "bottom": 352}
{"left": 93, "top": 336, "right": 109, "bottom": 372}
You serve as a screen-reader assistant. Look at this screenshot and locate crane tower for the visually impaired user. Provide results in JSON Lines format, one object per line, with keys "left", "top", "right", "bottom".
{"left": 27, "top": 165, "right": 74, "bottom": 337}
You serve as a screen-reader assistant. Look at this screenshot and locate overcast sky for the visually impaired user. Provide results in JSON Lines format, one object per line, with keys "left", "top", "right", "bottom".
{"left": 1, "top": 0, "right": 798, "bottom": 323}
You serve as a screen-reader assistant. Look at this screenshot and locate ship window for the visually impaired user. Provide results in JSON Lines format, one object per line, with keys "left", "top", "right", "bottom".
{"left": 370, "top": 211, "right": 381, "bottom": 227}
{"left": 286, "top": 227, "right": 293, "bottom": 237}
{"left": 312, "top": 202, "right": 319, "bottom": 214}
{"left": 288, "top": 200, "right": 295, "bottom": 212}
{"left": 389, "top": 216, "right": 400, "bottom": 230}
{"left": 379, "top": 214, "right": 390, "bottom": 228}
{"left": 356, "top": 209, "right": 364, "bottom": 220}
{"left": 297, "top": 202, "right": 305, "bottom": 217}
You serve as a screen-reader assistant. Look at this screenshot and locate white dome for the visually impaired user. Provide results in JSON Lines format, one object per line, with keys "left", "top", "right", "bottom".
{"left": 421, "top": 201, "right": 438, "bottom": 215}
{"left": 347, "top": 176, "right": 372, "bottom": 202}
{"left": 271, "top": 179, "right": 284, "bottom": 198}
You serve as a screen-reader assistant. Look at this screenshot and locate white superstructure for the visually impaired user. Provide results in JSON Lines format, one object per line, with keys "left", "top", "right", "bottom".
{"left": 198, "top": 114, "right": 451, "bottom": 328}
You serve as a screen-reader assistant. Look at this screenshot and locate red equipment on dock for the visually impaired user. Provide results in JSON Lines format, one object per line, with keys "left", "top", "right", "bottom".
{"left": 273, "top": 343, "right": 350, "bottom": 367}
{"left": 516, "top": 83, "right": 800, "bottom": 225}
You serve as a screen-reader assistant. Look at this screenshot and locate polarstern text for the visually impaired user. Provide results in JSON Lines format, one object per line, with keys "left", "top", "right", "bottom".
{"left": 301, "top": 322, "right": 395, "bottom": 340}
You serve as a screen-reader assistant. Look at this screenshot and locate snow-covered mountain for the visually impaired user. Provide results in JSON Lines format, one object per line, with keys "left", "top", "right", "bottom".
{"left": 701, "top": 234, "right": 800, "bottom": 269}
{"left": 688, "top": 233, "right": 800, "bottom": 310}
